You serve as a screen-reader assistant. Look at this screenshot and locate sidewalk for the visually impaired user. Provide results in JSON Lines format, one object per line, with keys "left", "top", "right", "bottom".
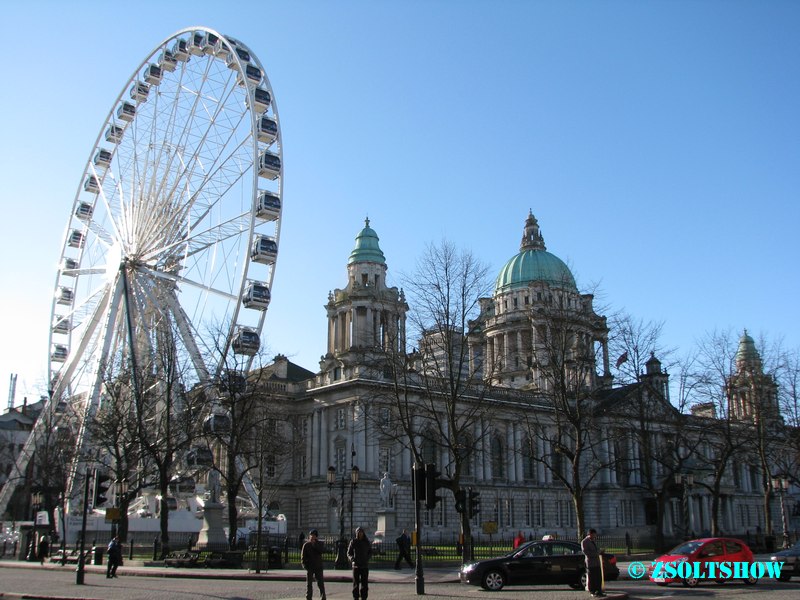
{"left": 0, "top": 559, "right": 461, "bottom": 584}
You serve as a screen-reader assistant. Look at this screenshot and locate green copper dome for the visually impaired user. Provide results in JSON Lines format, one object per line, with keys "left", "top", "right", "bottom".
{"left": 495, "top": 212, "right": 577, "bottom": 293}
{"left": 348, "top": 218, "right": 386, "bottom": 265}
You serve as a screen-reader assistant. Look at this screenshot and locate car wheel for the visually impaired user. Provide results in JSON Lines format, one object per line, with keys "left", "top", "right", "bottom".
{"left": 481, "top": 570, "right": 505, "bottom": 591}
{"left": 683, "top": 576, "right": 699, "bottom": 588}
{"left": 568, "top": 571, "right": 587, "bottom": 590}
{"left": 743, "top": 574, "right": 758, "bottom": 585}
{"left": 779, "top": 573, "right": 791, "bottom": 582}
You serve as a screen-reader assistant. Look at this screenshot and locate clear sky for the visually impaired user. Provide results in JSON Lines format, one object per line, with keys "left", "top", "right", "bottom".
{"left": 1, "top": 0, "right": 798, "bottom": 405}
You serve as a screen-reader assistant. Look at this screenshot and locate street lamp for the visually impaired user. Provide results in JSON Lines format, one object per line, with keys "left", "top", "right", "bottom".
{"left": 115, "top": 479, "right": 129, "bottom": 539}
{"left": 27, "top": 491, "right": 43, "bottom": 561}
{"left": 771, "top": 476, "right": 790, "bottom": 549}
{"left": 327, "top": 463, "right": 360, "bottom": 570}
{"left": 674, "top": 472, "right": 694, "bottom": 539}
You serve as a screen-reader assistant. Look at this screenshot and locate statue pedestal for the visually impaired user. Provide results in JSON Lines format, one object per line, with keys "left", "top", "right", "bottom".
{"left": 376, "top": 510, "right": 396, "bottom": 535}
{"left": 196, "top": 501, "right": 227, "bottom": 550}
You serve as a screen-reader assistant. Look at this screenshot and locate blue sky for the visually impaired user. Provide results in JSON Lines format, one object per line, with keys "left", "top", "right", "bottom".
{"left": 1, "top": 0, "right": 798, "bottom": 403}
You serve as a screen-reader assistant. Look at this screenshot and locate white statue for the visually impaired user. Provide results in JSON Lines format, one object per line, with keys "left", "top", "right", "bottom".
{"left": 379, "top": 472, "right": 393, "bottom": 508}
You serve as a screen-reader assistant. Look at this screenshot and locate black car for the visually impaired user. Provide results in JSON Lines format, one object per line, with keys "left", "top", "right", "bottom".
{"left": 771, "top": 542, "right": 800, "bottom": 581}
{"left": 460, "top": 540, "right": 619, "bottom": 592}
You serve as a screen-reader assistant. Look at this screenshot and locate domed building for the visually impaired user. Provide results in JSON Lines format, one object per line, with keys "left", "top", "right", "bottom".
{"left": 238, "top": 213, "right": 793, "bottom": 553}
{"left": 470, "top": 211, "right": 611, "bottom": 391}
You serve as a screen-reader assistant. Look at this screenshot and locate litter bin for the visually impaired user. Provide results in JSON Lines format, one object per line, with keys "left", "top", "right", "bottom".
{"left": 268, "top": 546, "right": 283, "bottom": 568}
{"left": 92, "top": 546, "right": 104, "bottom": 565}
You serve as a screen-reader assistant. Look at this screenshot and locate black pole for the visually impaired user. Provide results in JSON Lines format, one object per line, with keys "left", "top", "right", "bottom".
{"left": 414, "top": 497, "right": 424, "bottom": 595}
{"left": 76, "top": 472, "right": 91, "bottom": 585}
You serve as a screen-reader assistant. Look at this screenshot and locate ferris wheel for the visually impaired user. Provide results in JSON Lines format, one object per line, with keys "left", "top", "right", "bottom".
{"left": 0, "top": 27, "right": 282, "bottom": 513}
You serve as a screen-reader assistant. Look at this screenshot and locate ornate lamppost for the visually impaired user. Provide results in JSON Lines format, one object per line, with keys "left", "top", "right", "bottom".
{"left": 675, "top": 472, "right": 694, "bottom": 539}
{"left": 771, "top": 476, "right": 790, "bottom": 549}
{"left": 327, "top": 463, "right": 359, "bottom": 570}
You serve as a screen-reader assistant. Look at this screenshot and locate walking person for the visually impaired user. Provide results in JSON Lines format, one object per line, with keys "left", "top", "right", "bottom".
{"left": 348, "top": 527, "right": 372, "bottom": 600}
{"left": 37, "top": 534, "right": 49, "bottom": 565}
{"left": 301, "top": 529, "right": 326, "bottom": 600}
{"left": 394, "top": 528, "right": 414, "bottom": 569}
{"left": 581, "top": 528, "right": 605, "bottom": 597}
{"left": 106, "top": 535, "right": 122, "bottom": 578}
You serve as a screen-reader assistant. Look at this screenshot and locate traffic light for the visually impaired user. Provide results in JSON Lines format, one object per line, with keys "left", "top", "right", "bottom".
{"left": 94, "top": 471, "right": 112, "bottom": 508}
{"left": 468, "top": 487, "right": 480, "bottom": 518}
{"left": 412, "top": 463, "right": 426, "bottom": 503}
{"left": 425, "top": 463, "right": 442, "bottom": 510}
{"left": 455, "top": 488, "right": 467, "bottom": 514}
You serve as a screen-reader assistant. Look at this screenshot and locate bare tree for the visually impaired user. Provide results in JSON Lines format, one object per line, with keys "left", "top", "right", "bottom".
{"left": 367, "top": 239, "right": 493, "bottom": 562}
{"left": 200, "top": 350, "right": 291, "bottom": 548}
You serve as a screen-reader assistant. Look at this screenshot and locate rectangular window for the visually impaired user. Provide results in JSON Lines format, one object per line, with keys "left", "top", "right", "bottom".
{"left": 335, "top": 446, "right": 346, "bottom": 473}
{"left": 504, "top": 498, "right": 513, "bottom": 527}
{"left": 336, "top": 407, "right": 346, "bottom": 430}
{"left": 526, "top": 498, "right": 544, "bottom": 527}
{"left": 378, "top": 446, "right": 394, "bottom": 475}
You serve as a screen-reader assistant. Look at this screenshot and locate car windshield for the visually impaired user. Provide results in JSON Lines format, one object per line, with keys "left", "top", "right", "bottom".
{"left": 665, "top": 540, "right": 704, "bottom": 556}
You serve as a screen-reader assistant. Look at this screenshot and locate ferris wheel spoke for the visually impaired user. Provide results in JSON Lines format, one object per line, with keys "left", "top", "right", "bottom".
{"left": 162, "top": 289, "right": 212, "bottom": 381}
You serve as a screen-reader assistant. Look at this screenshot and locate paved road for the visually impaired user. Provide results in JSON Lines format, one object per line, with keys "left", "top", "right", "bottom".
{"left": 0, "top": 560, "right": 797, "bottom": 600}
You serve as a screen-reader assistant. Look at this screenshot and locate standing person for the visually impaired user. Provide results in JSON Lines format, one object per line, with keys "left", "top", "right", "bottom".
{"left": 347, "top": 527, "right": 372, "bottom": 600}
{"left": 581, "top": 528, "right": 605, "bottom": 597}
{"left": 513, "top": 530, "right": 525, "bottom": 549}
{"left": 37, "top": 534, "right": 49, "bottom": 565}
{"left": 301, "top": 529, "right": 326, "bottom": 600}
{"left": 106, "top": 535, "right": 122, "bottom": 578}
{"left": 394, "top": 528, "right": 413, "bottom": 569}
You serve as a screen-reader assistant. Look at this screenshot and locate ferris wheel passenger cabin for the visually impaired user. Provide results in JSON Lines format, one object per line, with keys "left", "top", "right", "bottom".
{"left": 243, "top": 282, "right": 271, "bottom": 310}
{"left": 57, "top": 287, "right": 73, "bottom": 305}
{"left": 51, "top": 345, "right": 68, "bottom": 362}
{"left": 250, "top": 235, "right": 278, "bottom": 265}
{"left": 258, "top": 151, "right": 281, "bottom": 180}
{"left": 68, "top": 230, "right": 85, "bottom": 248}
{"left": 130, "top": 81, "right": 150, "bottom": 102}
{"left": 75, "top": 202, "right": 94, "bottom": 221}
{"left": 84, "top": 175, "right": 100, "bottom": 194}
{"left": 255, "top": 191, "right": 281, "bottom": 221}
{"left": 171, "top": 39, "right": 190, "bottom": 62}
{"left": 52, "top": 317, "right": 70, "bottom": 334}
{"left": 225, "top": 46, "right": 251, "bottom": 69}
{"left": 257, "top": 116, "right": 278, "bottom": 145}
{"left": 93, "top": 149, "right": 113, "bottom": 169}
{"left": 239, "top": 64, "right": 262, "bottom": 87}
{"left": 158, "top": 49, "right": 177, "bottom": 72}
{"left": 143, "top": 64, "right": 162, "bottom": 85}
{"left": 105, "top": 124, "right": 125, "bottom": 144}
{"left": 61, "top": 258, "right": 78, "bottom": 274}
{"left": 232, "top": 327, "right": 260, "bottom": 356}
{"left": 252, "top": 87, "right": 271, "bottom": 113}
{"left": 186, "top": 447, "right": 214, "bottom": 468}
{"left": 189, "top": 32, "right": 206, "bottom": 55}
{"left": 117, "top": 102, "right": 136, "bottom": 122}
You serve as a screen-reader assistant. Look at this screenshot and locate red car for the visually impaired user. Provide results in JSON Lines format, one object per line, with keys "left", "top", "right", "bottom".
{"left": 649, "top": 537, "right": 756, "bottom": 587}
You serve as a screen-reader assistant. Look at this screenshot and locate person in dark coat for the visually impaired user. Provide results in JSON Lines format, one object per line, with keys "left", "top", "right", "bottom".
{"left": 347, "top": 527, "right": 372, "bottom": 600}
{"left": 106, "top": 536, "right": 122, "bottom": 578}
{"left": 581, "top": 528, "right": 604, "bottom": 597}
{"left": 37, "top": 535, "right": 49, "bottom": 565}
{"left": 394, "top": 528, "right": 413, "bottom": 569}
{"left": 301, "top": 529, "right": 326, "bottom": 600}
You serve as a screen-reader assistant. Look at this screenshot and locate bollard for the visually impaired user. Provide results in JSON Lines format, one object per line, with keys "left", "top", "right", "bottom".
{"left": 153, "top": 536, "right": 159, "bottom": 561}
{"left": 625, "top": 532, "right": 632, "bottom": 555}
{"left": 129, "top": 538, "right": 134, "bottom": 561}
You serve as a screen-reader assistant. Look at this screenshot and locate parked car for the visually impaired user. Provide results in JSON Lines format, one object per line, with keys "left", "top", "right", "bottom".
{"left": 460, "top": 539, "right": 619, "bottom": 591}
{"left": 649, "top": 537, "right": 756, "bottom": 587}
{"left": 770, "top": 542, "right": 800, "bottom": 581}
